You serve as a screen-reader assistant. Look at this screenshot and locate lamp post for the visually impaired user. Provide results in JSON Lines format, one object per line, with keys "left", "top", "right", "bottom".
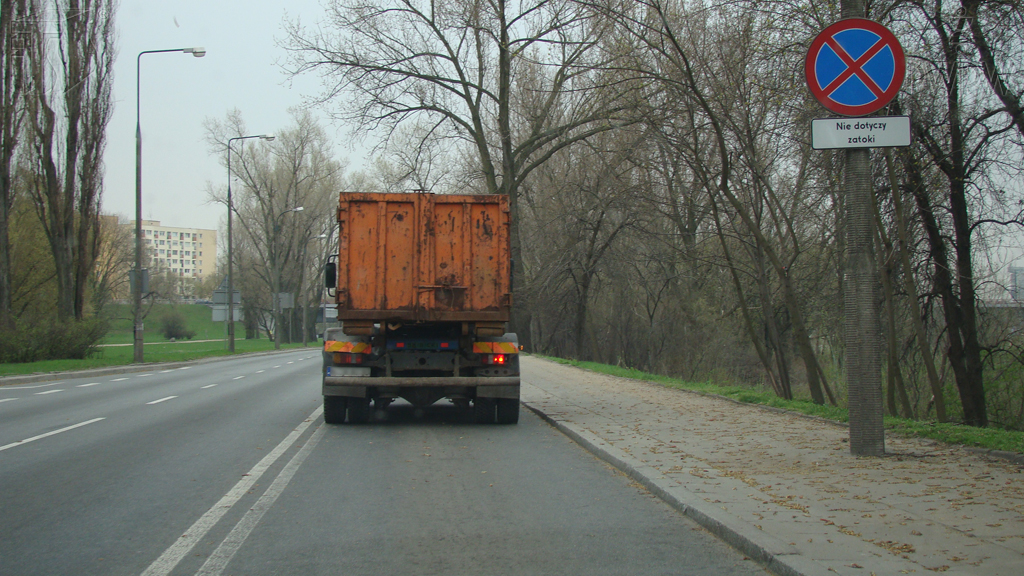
{"left": 272, "top": 206, "right": 303, "bottom": 350}
{"left": 226, "top": 134, "right": 275, "bottom": 352}
{"left": 133, "top": 47, "right": 206, "bottom": 364}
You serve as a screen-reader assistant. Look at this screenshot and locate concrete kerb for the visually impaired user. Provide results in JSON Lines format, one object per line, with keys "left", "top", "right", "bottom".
{"left": 524, "top": 401, "right": 829, "bottom": 576}
{"left": 0, "top": 347, "right": 311, "bottom": 387}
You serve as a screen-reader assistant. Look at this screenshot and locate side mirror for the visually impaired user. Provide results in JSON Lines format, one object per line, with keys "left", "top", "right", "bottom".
{"left": 324, "top": 262, "right": 337, "bottom": 289}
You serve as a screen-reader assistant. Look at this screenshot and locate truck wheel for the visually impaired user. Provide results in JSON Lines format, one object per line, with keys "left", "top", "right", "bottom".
{"left": 348, "top": 397, "right": 372, "bottom": 424}
{"left": 496, "top": 399, "right": 519, "bottom": 424}
{"left": 473, "top": 398, "right": 496, "bottom": 424}
{"left": 323, "top": 396, "right": 347, "bottom": 424}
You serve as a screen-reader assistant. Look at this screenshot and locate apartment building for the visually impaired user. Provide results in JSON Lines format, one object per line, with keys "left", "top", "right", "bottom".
{"left": 129, "top": 219, "right": 217, "bottom": 282}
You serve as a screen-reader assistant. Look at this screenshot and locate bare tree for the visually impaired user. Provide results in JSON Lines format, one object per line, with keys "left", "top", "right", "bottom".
{"left": 25, "top": 0, "right": 116, "bottom": 321}
{"left": 284, "top": 0, "right": 645, "bottom": 342}
{"left": 1, "top": 0, "right": 33, "bottom": 327}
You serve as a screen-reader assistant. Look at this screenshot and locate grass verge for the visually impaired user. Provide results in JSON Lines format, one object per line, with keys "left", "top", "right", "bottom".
{"left": 0, "top": 339, "right": 313, "bottom": 377}
{"left": 543, "top": 356, "right": 1024, "bottom": 456}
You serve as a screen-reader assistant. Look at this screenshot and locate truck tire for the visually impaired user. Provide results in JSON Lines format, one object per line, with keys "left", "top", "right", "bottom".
{"left": 323, "top": 396, "right": 347, "bottom": 424}
{"left": 348, "top": 397, "right": 372, "bottom": 424}
{"left": 473, "top": 398, "right": 496, "bottom": 424}
{"left": 496, "top": 399, "right": 519, "bottom": 424}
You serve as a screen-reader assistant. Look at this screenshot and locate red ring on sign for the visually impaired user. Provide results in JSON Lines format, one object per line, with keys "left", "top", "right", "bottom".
{"left": 805, "top": 18, "right": 906, "bottom": 117}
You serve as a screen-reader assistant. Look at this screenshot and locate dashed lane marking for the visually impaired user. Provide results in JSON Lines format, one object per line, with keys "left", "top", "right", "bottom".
{"left": 138, "top": 373, "right": 153, "bottom": 377}
{"left": 110, "top": 377, "right": 129, "bottom": 382}
{"left": 35, "top": 390, "right": 63, "bottom": 395}
{"left": 77, "top": 383, "right": 100, "bottom": 388}
{"left": 146, "top": 396, "right": 177, "bottom": 405}
{"left": 0, "top": 418, "right": 106, "bottom": 452}
{"left": 272, "top": 366, "right": 281, "bottom": 369}
{"left": 233, "top": 376, "right": 245, "bottom": 380}
{"left": 201, "top": 384, "right": 217, "bottom": 389}
{"left": 255, "top": 370, "right": 265, "bottom": 374}
{"left": 0, "top": 398, "right": 17, "bottom": 404}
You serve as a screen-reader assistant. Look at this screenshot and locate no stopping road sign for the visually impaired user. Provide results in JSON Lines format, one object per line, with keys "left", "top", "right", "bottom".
{"left": 805, "top": 19, "right": 905, "bottom": 117}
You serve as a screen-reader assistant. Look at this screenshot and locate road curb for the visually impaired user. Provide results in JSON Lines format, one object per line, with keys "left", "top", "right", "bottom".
{"left": 0, "top": 348, "right": 309, "bottom": 387}
{"left": 524, "top": 401, "right": 833, "bottom": 576}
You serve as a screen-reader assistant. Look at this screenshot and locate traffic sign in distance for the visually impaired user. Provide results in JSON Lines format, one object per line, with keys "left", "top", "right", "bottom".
{"left": 805, "top": 19, "right": 906, "bottom": 117}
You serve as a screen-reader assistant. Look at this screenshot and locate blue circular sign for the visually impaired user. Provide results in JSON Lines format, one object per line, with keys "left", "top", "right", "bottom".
{"left": 806, "top": 19, "right": 906, "bottom": 116}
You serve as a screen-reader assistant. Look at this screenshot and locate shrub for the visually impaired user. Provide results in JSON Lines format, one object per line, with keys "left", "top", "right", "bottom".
{"left": 159, "top": 310, "right": 195, "bottom": 340}
{"left": 0, "top": 317, "right": 108, "bottom": 363}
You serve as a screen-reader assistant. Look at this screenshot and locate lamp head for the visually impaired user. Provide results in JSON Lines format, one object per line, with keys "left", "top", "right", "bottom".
{"left": 184, "top": 47, "right": 206, "bottom": 57}
{"left": 261, "top": 134, "right": 275, "bottom": 141}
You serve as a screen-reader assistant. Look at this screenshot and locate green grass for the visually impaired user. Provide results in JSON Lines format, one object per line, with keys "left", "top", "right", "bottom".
{"left": 0, "top": 339, "right": 313, "bottom": 377}
{"left": 542, "top": 356, "right": 1024, "bottom": 456}
{"left": 99, "top": 303, "right": 242, "bottom": 344}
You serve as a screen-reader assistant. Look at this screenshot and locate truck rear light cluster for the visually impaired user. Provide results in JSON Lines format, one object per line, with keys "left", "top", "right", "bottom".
{"left": 482, "top": 354, "right": 506, "bottom": 365}
{"left": 333, "top": 352, "right": 365, "bottom": 365}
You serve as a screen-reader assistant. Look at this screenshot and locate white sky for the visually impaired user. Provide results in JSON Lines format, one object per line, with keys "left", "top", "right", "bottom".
{"left": 103, "top": 0, "right": 361, "bottom": 234}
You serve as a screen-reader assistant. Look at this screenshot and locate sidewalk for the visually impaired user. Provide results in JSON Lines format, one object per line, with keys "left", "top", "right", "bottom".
{"left": 520, "top": 356, "right": 1023, "bottom": 576}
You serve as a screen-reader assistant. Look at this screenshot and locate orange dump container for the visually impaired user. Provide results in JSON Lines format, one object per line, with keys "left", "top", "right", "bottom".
{"left": 334, "top": 192, "right": 512, "bottom": 323}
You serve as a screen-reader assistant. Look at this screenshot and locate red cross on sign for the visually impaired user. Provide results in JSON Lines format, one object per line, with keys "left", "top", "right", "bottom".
{"left": 805, "top": 19, "right": 906, "bottom": 117}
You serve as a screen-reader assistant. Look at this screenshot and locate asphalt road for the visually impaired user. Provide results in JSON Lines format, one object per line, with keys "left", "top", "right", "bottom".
{"left": 0, "top": 352, "right": 764, "bottom": 576}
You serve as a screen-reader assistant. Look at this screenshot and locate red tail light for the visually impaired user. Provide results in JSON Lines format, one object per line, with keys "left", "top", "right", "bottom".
{"left": 483, "top": 354, "right": 506, "bottom": 365}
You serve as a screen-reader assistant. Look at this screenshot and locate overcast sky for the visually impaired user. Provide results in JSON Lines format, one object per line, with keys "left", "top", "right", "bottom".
{"left": 103, "top": 0, "right": 360, "bottom": 233}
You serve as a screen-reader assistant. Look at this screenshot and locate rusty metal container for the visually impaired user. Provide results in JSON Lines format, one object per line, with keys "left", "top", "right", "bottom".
{"left": 333, "top": 192, "right": 512, "bottom": 324}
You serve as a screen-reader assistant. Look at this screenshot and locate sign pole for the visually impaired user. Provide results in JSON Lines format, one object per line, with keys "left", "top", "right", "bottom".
{"left": 842, "top": 0, "right": 885, "bottom": 456}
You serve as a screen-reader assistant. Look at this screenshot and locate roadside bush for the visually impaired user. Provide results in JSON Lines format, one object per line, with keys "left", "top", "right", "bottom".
{"left": 0, "top": 317, "right": 108, "bottom": 363}
{"left": 159, "top": 310, "right": 195, "bottom": 340}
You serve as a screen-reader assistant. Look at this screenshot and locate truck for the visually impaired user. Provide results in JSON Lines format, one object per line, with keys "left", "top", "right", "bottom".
{"left": 321, "top": 192, "right": 520, "bottom": 424}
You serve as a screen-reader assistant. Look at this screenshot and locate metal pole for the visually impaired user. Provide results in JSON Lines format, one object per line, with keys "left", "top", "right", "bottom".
{"left": 226, "top": 142, "right": 234, "bottom": 352}
{"left": 842, "top": 0, "right": 884, "bottom": 456}
{"left": 132, "top": 47, "right": 206, "bottom": 364}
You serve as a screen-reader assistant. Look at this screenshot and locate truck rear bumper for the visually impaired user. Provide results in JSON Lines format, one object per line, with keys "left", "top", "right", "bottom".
{"left": 323, "top": 376, "right": 520, "bottom": 399}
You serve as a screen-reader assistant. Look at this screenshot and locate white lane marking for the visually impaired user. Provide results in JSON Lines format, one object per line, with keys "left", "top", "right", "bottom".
{"left": 138, "top": 373, "right": 153, "bottom": 377}
{"left": 35, "top": 390, "right": 64, "bottom": 395}
{"left": 179, "top": 367, "right": 191, "bottom": 370}
{"left": 233, "top": 376, "right": 244, "bottom": 380}
{"left": 272, "top": 365, "right": 280, "bottom": 369}
{"left": 146, "top": 396, "right": 177, "bottom": 405}
{"left": 255, "top": 370, "right": 265, "bottom": 374}
{"left": 201, "top": 384, "right": 217, "bottom": 389}
{"left": 0, "top": 418, "right": 106, "bottom": 452}
{"left": 139, "top": 406, "right": 324, "bottom": 576}
{"left": 287, "top": 361, "right": 294, "bottom": 364}
{"left": 110, "top": 377, "right": 129, "bottom": 382}
{"left": 0, "top": 398, "right": 17, "bottom": 404}
{"left": 160, "top": 369, "right": 175, "bottom": 373}
{"left": 195, "top": 425, "right": 325, "bottom": 576}
{"left": 77, "top": 383, "right": 100, "bottom": 388}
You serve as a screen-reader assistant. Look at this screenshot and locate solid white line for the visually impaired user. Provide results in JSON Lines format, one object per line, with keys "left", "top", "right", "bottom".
{"left": 110, "top": 377, "right": 129, "bottom": 382}
{"left": 201, "top": 384, "right": 217, "bottom": 389}
{"left": 77, "top": 383, "right": 100, "bottom": 388}
{"left": 0, "top": 398, "right": 17, "bottom": 404}
{"left": 233, "top": 376, "right": 244, "bottom": 380}
{"left": 0, "top": 418, "right": 105, "bottom": 452}
{"left": 146, "top": 396, "right": 177, "bottom": 405}
{"left": 195, "top": 425, "right": 325, "bottom": 576}
{"left": 139, "top": 406, "right": 324, "bottom": 576}
{"left": 35, "top": 390, "right": 63, "bottom": 395}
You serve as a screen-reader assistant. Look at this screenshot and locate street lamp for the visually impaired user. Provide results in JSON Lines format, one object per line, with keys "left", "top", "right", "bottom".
{"left": 226, "top": 133, "right": 275, "bottom": 353}
{"left": 133, "top": 47, "right": 206, "bottom": 364}
{"left": 272, "top": 206, "right": 304, "bottom": 350}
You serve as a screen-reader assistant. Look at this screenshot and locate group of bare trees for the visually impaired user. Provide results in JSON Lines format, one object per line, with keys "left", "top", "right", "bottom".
{"left": 206, "top": 109, "right": 344, "bottom": 348}
{"left": 0, "top": 0, "right": 116, "bottom": 338}
{"left": 283, "top": 0, "right": 1024, "bottom": 429}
